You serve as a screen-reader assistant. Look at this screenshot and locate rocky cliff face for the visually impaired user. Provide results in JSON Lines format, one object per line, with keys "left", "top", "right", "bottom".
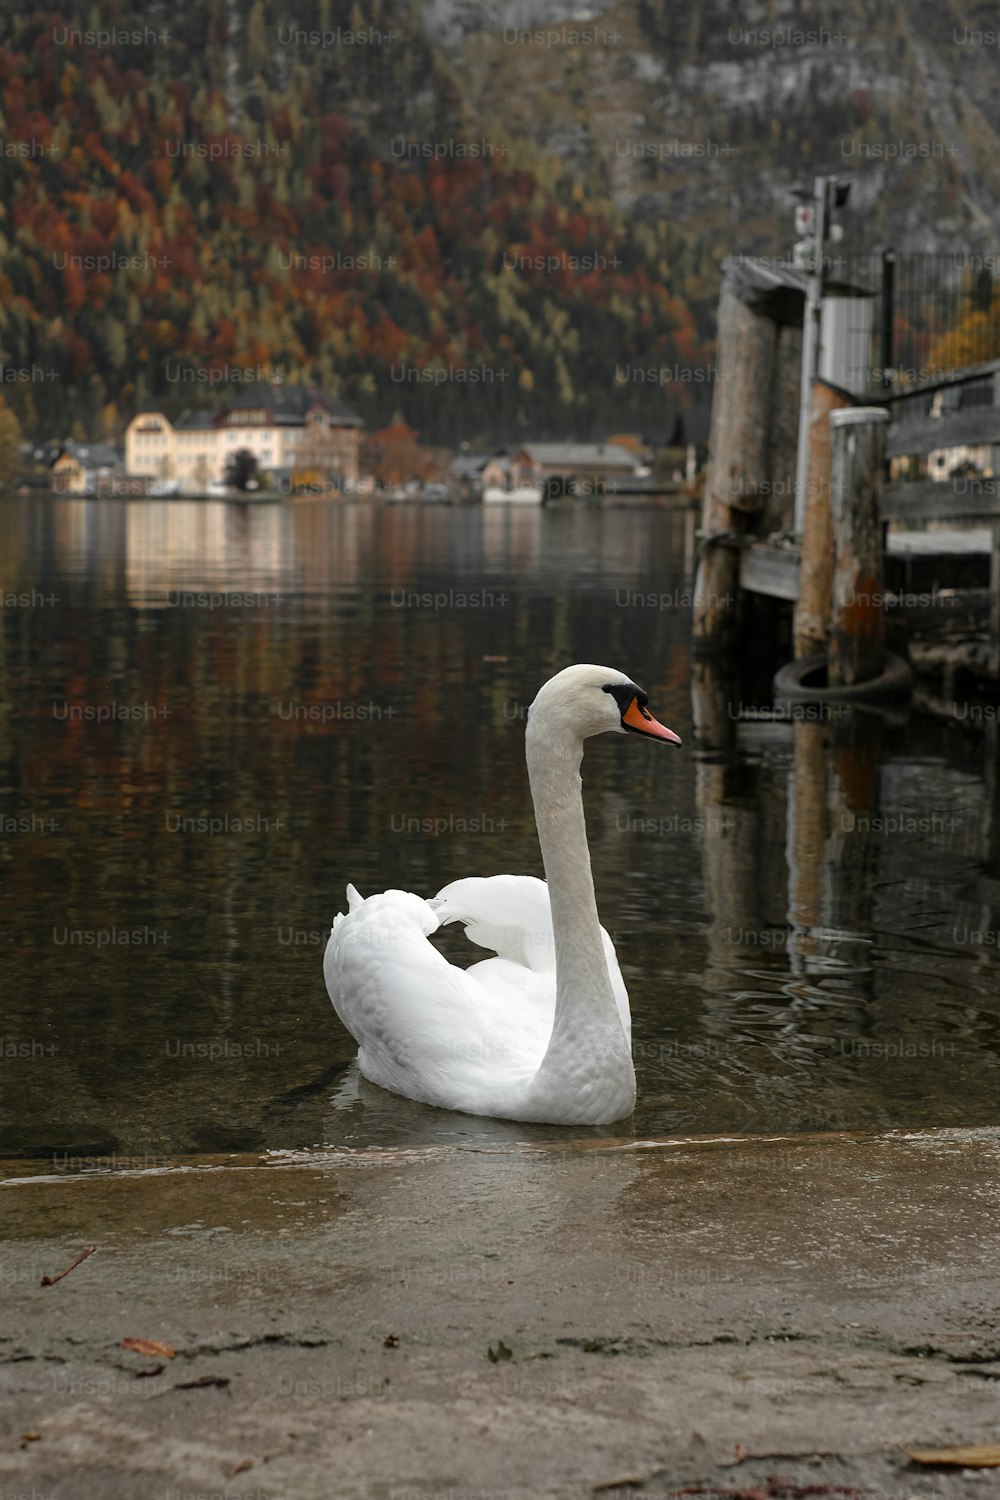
{"left": 425, "top": 0, "right": 1000, "bottom": 260}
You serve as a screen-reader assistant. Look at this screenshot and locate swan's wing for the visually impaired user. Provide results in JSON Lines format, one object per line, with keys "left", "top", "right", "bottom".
{"left": 431, "top": 874, "right": 630, "bottom": 1041}
{"left": 324, "top": 885, "right": 550, "bottom": 1113}
{"left": 431, "top": 874, "right": 556, "bottom": 973}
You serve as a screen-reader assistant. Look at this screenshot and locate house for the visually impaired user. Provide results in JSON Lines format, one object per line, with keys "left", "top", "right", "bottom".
{"left": 449, "top": 450, "right": 511, "bottom": 501}
{"left": 510, "top": 442, "right": 644, "bottom": 497}
{"left": 124, "top": 383, "right": 364, "bottom": 493}
{"left": 50, "top": 441, "right": 124, "bottom": 494}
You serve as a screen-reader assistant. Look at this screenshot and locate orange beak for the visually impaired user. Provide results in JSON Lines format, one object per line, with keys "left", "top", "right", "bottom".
{"left": 623, "top": 696, "right": 682, "bottom": 745}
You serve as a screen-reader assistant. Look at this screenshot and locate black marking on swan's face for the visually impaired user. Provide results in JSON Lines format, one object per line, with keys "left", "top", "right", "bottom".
{"left": 603, "top": 680, "right": 645, "bottom": 719}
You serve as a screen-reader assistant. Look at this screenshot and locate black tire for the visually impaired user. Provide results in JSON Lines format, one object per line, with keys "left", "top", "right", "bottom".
{"left": 773, "top": 650, "right": 913, "bottom": 704}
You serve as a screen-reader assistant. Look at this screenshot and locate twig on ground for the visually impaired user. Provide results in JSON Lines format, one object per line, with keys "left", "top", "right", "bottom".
{"left": 40, "top": 1246, "right": 96, "bottom": 1286}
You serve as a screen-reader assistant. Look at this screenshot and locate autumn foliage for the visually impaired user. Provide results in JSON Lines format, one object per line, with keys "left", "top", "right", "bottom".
{"left": 0, "top": 0, "right": 716, "bottom": 446}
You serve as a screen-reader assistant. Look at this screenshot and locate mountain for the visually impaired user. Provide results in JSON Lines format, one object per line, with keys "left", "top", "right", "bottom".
{"left": 0, "top": 0, "right": 998, "bottom": 449}
{"left": 433, "top": 0, "right": 1000, "bottom": 248}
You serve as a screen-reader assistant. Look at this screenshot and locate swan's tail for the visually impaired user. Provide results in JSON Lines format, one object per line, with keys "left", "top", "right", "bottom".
{"left": 332, "top": 882, "right": 365, "bottom": 932}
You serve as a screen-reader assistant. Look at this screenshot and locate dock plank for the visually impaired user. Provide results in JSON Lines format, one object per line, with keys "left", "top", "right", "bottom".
{"left": 884, "top": 478, "right": 1000, "bottom": 524}
{"left": 740, "top": 542, "right": 801, "bottom": 600}
{"left": 888, "top": 406, "right": 1000, "bottom": 458}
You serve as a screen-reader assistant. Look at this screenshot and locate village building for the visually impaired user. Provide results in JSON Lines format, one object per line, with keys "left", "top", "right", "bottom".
{"left": 509, "top": 441, "right": 646, "bottom": 496}
{"left": 50, "top": 441, "right": 124, "bottom": 494}
{"left": 124, "top": 384, "right": 363, "bottom": 493}
{"left": 448, "top": 450, "right": 512, "bottom": 501}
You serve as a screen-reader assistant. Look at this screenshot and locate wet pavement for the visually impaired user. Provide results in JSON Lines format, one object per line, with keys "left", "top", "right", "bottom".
{"left": 3, "top": 1126, "right": 1000, "bottom": 1499}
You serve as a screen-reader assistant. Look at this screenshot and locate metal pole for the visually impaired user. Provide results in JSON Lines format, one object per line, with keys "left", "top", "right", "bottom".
{"left": 792, "top": 175, "right": 828, "bottom": 534}
{"left": 881, "top": 249, "right": 895, "bottom": 390}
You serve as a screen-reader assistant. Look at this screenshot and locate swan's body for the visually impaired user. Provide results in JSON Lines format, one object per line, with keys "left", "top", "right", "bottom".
{"left": 324, "top": 664, "right": 680, "bottom": 1125}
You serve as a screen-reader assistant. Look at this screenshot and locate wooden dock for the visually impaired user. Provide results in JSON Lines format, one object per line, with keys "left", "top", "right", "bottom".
{"left": 739, "top": 464, "right": 1000, "bottom": 679}
{"left": 693, "top": 252, "right": 1000, "bottom": 693}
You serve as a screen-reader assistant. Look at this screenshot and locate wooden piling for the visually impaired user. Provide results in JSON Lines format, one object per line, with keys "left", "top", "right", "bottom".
{"left": 785, "top": 709, "right": 884, "bottom": 983}
{"left": 760, "top": 321, "right": 804, "bottom": 538}
{"left": 828, "top": 407, "right": 890, "bottom": 687}
{"left": 821, "top": 708, "right": 883, "bottom": 989}
{"left": 693, "top": 272, "right": 802, "bottom": 653}
{"left": 793, "top": 378, "right": 857, "bottom": 659}
{"left": 694, "top": 754, "right": 777, "bottom": 1008}
{"left": 690, "top": 658, "right": 738, "bottom": 753}
{"left": 785, "top": 718, "right": 830, "bottom": 970}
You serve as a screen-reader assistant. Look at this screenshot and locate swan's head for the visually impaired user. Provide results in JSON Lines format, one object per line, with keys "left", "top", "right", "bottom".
{"left": 527, "top": 664, "right": 681, "bottom": 747}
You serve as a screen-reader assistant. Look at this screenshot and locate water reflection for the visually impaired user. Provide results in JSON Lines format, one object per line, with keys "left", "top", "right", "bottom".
{"left": 0, "top": 495, "right": 997, "bottom": 1169}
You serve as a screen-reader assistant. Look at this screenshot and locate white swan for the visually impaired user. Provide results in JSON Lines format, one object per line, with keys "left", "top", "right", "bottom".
{"left": 323, "top": 664, "right": 681, "bottom": 1125}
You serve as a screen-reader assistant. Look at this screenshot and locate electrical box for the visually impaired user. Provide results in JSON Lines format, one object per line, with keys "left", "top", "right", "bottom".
{"left": 819, "top": 294, "right": 875, "bottom": 396}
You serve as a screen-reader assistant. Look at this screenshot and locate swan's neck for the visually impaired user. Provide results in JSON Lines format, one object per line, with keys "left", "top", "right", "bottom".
{"left": 525, "top": 727, "right": 632, "bottom": 1095}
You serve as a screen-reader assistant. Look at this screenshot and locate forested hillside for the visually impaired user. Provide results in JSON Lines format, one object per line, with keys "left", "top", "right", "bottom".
{"left": 1, "top": 0, "right": 998, "bottom": 447}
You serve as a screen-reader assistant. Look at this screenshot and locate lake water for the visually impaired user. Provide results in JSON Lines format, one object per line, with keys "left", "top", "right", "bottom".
{"left": 1, "top": 495, "right": 998, "bottom": 1173}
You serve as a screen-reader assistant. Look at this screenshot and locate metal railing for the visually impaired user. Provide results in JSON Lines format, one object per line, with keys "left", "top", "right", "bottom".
{"left": 842, "top": 251, "right": 1000, "bottom": 392}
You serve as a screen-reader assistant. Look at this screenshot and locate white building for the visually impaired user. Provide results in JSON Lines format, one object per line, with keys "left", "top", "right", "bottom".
{"left": 125, "top": 384, "right": 363, "bottom": 493}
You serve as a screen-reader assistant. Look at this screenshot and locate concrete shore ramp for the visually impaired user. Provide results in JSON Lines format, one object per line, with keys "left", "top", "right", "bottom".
{"left": 2, "top": 1127, "right": 999, "bottom": 1498}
